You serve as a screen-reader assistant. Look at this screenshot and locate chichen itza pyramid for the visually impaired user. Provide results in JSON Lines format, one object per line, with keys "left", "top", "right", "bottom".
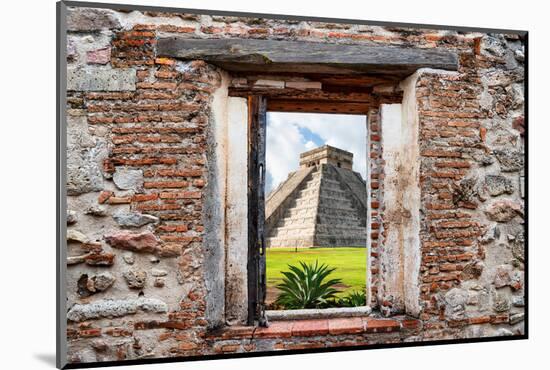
{"left": 265, "top": 145, "right": 367, "bottom": 248}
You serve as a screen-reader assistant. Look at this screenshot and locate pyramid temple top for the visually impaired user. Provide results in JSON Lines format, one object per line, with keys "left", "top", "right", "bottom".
{"left": 299, "top": 145, "right": 354, "bottom": 170}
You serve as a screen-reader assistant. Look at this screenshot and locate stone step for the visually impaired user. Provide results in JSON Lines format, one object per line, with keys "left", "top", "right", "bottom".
{"left": 315, "top": 230, "right": 366, "bottom": 237}
{"left": 292, "top": 198, "right": 319, "bottom": 208}
{"left": 319, "top": 188, "right": 348, "bottom": 198}
{"left": 280, "top": 210, "right": 362, "bottom": 223}
{"left": 318, "top": 180, "right": 342, "bottom": 186}
{"left": 274, "top": 219, "right": 366, "bottom": 232}
{"left": 317, "top": 197, "right": 353, "bottom": 208}
{"left": 316, "top": 214, "right": 364, "bottom": 225}
{"left": 270, "top": 227, "right": 315, "bottom": 238}
{"left": 297, "top": 187, "right": 321, "bottom": 197}
{"left": 316, "top": 204, "right": 359, "bottom": 214}
{"left": 315, "top": 224, "right": 366, "bottom": 233}
{"left": 316, "top": 217, "right": 365, "bottom": 225}
{"left": 278, "top": 213, "right": 315, "bottom": 222}
{"left": 278, "top": 216, "right": 316, "bottom": 226}
{"left": 314, "top": 236, "right": 367, "bottom": 247}
{"left": 267, "top": 235, "right": 366, "bottom": 248}
{"left": 284, "top": 207, "right": 316, "bottom": 219}
{"left": 266, "top": 237, "right": 316, "bottom": 248}
{"left": 303, "top": 180, "right": 322, "bottom": 190}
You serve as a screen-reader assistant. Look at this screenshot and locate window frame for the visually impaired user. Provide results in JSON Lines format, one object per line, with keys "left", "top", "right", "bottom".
{"left": 247, "top": 95, "right": 374, "bottom": 323}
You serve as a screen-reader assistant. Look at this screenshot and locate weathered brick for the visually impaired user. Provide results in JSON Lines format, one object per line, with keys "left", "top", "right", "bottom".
{"left": 291, "top": 319, "right": 329, "bottom": 337}
{"left": 364, "top": 319, "right": 400, "bottom": 333}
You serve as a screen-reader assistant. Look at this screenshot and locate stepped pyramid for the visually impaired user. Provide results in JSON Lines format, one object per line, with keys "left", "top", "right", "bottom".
{"left": 266, "top": 145, "right": 367, "bottom": 248}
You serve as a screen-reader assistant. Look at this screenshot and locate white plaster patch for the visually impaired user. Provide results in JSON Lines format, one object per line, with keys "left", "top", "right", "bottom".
{"left": 225, "top": 97, "right": 249, "bottom": 324}
{"left": 203, "top": 70, "right": 229, "bottom": 328}
{"left": 400, "top": 73, "right": 422, "bottom": 317}
{"left": 380, "top": 103, "right": 406, "bottom": 311}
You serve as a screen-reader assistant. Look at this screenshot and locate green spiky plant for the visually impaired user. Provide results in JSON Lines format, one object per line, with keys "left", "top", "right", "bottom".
{"left": 275, "top": 260, "right": 342, "bottom": 309}
{"left": 337, "top": 289, "right": 367, "bottom": 307}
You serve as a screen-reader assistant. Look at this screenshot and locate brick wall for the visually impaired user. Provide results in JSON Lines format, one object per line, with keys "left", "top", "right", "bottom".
{"left": 64, "top": 5, "right": 525, "bottom": 364}
{"left": 415, "top": 52, "right": 525, "bottom": 338}
{"left": 367, "top": 108, "right": 385, "bottom": 308}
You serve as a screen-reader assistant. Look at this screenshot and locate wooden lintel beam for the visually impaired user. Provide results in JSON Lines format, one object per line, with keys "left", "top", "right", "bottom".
{"left": 157, "top": 38, "right": 458, "bottom": 76}
{"left": 266, "top": 99, "right": 371, "bottom": 115}
{"left": 229, "top": 88, "right": 381, "bottom": 103}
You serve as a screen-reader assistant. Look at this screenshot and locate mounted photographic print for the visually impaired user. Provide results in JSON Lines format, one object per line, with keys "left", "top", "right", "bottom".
{"left": 56, "top": 1, "right": 527, "bottom": 368}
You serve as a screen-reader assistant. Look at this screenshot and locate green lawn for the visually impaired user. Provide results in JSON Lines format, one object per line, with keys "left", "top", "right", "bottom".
{"left": 265, "top": 247, "right": 367, "bottom": 302}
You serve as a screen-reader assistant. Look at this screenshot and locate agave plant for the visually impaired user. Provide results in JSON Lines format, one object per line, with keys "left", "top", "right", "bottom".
{"left": 275, "top": 260, "right": 342, "bottom": 309}
{"left": 338, "top": 289, "right": 367, "bottom": 307}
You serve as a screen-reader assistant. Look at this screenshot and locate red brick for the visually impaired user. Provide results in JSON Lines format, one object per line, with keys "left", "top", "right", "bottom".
{"left": 479, "top": 127, "right": 487, "bottom": 142}
{"left": 157, "top": 25, "right": 196, "bottom": 33}
{"left": 154, "top": 57, "right": 175, "bottom": 66}
{"left": 468, "top": 316, "right": 491, "bottom": 325}
{"left": 131, "top": 193, "right": 158, "bottom": 202}
{"left": 136, "top": 203, "right": 181, "bottom": 211}
{"left": 201, "top": 26, "right": 224, "bottom": 34}
{"left": 136, "top": 82, "right": 178, "bottom": 90}
{"left": 98, "top": 190, "right": 113, "bottom": 204}
{"left": 255, "top": 321, "right": 294, "bottom": 338}
{"left": 154, "top": 70, "right": 179, "bottom": 79}
{"left": 144, "top": 181, "right": 189, "bottom": 189}
{"left": 78, "top": 328, "right": 102, "bottom": 337}
{"left": 108, "top": 196, "right": 132, "bottom": 204}
{"left": 434, "top": 161, "right": 471, "bottom": 168}
{"left": 512, "top": 116, "right": 525, "bottom": 136}
{"left": 248, "top": 28, "right": 270, "bottom": 35}
{"left": 105, "top": 328, "right": 132, "bottom": 337}
{"left": 364, "top": 319, "right": 401, "bottom": 333}
{"left": 328, "top": 317, "right": 364, "bottom": 335}
{"left": 490, "top": 314, "right": 509, "bottom": 324}
{"left": 435, "top": 230, "right": 480, "bottom": 239}
{"left": 421, "top": 149, "right": 462, "bottom": 158}
{"left": 439, "top": 263, "right": 458, "bottom": 271}
{"left": 84, "top": 253, "right": 115, "bottom": 266}
{"left": 179, "top": 342, "right": 199, "bottom": 351}
{"left": 159, "top": 191, "right": 201, "bottom": 199}
{"left": 156, "top": 224, "right": 188, "bottom": 233}
{"left": 291, "top": 319, "right": 329, "bottom": 337}
{"left": 401, "top": 319, "right": 421, "bottom": 330}
{"left": 437, "top": 220, "right": 478, "bottom": 228}
{"left": 111, "top": 157, "right": 178, "bottom": 166}
{"left": 156, "top": 169, "right": 203, "bottom": 177}
{"left": 446, "top": 120, "right": 480, "bottom": 128}
{"left": 210, "top": 326, "right": 255, "bottom": 339}
{"left": 427, "top": 203, "right": 454, "bottom": 210}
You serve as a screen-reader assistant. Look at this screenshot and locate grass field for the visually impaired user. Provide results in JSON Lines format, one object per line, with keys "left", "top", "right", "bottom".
{"left": 265, "top": 247, "right": 367, "bottom": 303}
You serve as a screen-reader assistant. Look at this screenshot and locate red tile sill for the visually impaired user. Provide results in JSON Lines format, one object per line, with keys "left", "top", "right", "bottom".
{"left": 207, "top": 316, "right": 421, "bottom": 340}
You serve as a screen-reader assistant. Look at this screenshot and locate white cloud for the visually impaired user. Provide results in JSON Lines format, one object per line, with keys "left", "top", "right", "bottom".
{"left": 304, "top": 140, "right": 316, "bottom": 150}
{"left": 266, "top": 112, "right": 367, "bottom": 193}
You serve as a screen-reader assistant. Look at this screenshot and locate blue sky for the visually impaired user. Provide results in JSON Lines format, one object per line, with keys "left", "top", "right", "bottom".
{"left": 266, "top": 112, "right": 367, "bottom": 193}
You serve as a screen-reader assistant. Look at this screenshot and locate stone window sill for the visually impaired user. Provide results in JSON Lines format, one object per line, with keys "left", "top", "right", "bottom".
{"left": 266, "top": 306, "right": 373, "bottom": 321}
{"left": 207, "top": 315, "right": 421, "bottom": 340}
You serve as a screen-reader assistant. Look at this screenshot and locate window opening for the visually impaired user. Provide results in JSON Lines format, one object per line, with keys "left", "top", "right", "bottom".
{"left": 263, "top": 112, "right": 368, "bottom": 311}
